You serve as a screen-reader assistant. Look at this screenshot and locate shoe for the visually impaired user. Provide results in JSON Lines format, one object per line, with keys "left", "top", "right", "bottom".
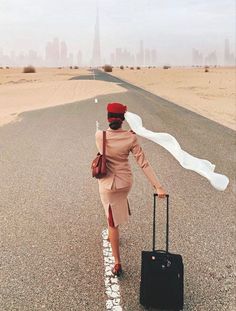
{"left": 112, "top": 263, "right": 122, "bottom": 277}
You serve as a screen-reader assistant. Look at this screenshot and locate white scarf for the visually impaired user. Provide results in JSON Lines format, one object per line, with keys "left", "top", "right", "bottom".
{"left": 124, "top": 111, "right": 229, "bottom": 191}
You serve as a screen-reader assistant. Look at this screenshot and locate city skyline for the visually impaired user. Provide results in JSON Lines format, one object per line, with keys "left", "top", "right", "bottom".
{"left": 0, "top": 0, "right": 235, "bottom": 66}
{"left": 1, "top": 35, "right": 235, "bottom": 67}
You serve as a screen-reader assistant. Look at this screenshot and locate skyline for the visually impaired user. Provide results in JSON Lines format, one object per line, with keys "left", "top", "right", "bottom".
{"left": 0, "top": 36, "right": 235, "bottom": 67}
{"left": 0, "top": 0, "right": 235, "bottom": 66}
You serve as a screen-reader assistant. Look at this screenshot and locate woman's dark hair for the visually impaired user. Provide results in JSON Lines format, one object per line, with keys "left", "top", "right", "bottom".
{"left": 108, "top": 112, "right": 125, "bottom": 130}
{"left": 109, "top": 120, "right": 122, "bottom": 130}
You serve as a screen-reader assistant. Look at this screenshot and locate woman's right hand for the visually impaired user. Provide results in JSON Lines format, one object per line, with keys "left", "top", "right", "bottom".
{"left": 154, "top": 185, "right": 167, "bottom": 198}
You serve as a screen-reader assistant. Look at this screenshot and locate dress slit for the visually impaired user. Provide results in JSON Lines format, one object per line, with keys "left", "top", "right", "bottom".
{"left": 108, "top": 205, "right": 115, "bottom": 228}
{"left": 127, "top": 199, "right": 131, "bottom": 215}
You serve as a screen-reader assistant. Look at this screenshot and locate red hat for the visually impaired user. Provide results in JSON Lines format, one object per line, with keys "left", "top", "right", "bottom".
{"left": 107, "top": 102, "right": 127, "bottom": 114}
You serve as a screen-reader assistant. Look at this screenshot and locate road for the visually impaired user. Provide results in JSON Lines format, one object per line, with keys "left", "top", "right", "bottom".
{"left": 0, "top": 69, "right": 235, "bottom": 310}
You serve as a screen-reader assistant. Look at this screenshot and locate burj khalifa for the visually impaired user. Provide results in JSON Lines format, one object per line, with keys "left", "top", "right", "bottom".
{"left": 91, "top": 9, "right": 102, "bottom": 66}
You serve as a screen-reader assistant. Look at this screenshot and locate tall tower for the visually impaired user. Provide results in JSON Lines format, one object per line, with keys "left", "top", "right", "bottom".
{"left": 91, "top": 9, "right": 101, "bottom": 66}
{"left": 140, "top": 40, "right": 144, "bottom": 66}
{"left": 224, "top": 38, "right": 230, "bottom": 66}
{"left": 60, "top": 41, "right": 68, "bottom": 66}
{"left": 52, "top": 38, "right": 60, "bottom": 67}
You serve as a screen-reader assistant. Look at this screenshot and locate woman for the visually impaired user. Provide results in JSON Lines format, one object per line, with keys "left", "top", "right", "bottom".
{"left": 95, "top": 102, "right": 166, "bottom": 276}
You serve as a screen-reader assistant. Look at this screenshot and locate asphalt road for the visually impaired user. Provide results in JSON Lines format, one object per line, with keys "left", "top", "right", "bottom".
{"left": 0, "top": 69, "right": 235, "bottom": 311}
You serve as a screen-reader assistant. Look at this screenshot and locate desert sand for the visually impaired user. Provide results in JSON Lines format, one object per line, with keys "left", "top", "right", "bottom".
{"left": 0, "top": 68, "right": 126, "bottom": 126}
{"left": 0, "top": 67, "right": 91, "bottom": 84}
{"left": 111, "top": 67, "right": 236, "bottom": 130}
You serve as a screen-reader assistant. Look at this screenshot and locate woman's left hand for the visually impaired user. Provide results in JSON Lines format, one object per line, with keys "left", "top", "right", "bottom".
{"left": 154, "top": 185, "right": 167, "bottom": 198}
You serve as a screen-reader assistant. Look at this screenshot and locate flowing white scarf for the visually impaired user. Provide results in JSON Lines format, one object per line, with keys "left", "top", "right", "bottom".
{"left": 124, "top": 111, "right": 229, "bottom": 191}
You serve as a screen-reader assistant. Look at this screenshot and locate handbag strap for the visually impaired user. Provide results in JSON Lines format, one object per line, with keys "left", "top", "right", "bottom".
{"left": 102, "top": 131, "right": 106, "bottom": 156}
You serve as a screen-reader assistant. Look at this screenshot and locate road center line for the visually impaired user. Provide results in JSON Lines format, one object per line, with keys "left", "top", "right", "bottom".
{"left": 102, "top": 228, "right": 123, "bottom": 311}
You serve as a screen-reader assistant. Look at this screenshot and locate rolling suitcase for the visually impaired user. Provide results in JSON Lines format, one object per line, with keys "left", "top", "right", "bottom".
{"left": 140, "top": 194, "right": 184, "bottom": 310}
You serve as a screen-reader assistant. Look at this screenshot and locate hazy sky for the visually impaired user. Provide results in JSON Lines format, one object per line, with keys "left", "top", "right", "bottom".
{"left": 0, "top": 0, "right": 235, "bottom": 64}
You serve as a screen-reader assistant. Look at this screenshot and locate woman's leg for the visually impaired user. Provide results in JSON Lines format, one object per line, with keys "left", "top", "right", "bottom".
{"left": 108, "top": 225, "right": 121, "bottom": 264}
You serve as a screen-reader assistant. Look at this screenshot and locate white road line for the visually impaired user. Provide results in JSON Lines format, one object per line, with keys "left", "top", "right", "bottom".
{"left": 102, "top": 229, "right": 123, "bottom": 311}
{"left": 94, "top": 70, "right": 98, "bottom": 104}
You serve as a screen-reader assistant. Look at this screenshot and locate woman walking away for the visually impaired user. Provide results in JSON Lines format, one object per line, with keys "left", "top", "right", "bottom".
{"left": 95, "top": 102, "right": 166, "bottom": 276}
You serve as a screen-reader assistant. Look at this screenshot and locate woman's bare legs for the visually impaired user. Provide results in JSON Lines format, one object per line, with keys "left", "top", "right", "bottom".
{"left": 108, "top": 225, "right": 121, "bottom": 264}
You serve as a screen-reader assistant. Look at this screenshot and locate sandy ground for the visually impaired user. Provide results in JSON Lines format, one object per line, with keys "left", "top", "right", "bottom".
{"left": 0, "top": 67, "right": 126, "bottom": 127}
{"left": 110, "top": 67, "right": 236, "bottom": 130}
{"left": 0, "top": 67, "right": 91, "bottom": 84}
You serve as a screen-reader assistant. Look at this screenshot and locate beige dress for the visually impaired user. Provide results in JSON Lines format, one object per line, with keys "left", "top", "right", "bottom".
{"left": 95, "top": 128, "right": 160, "bottom": 227}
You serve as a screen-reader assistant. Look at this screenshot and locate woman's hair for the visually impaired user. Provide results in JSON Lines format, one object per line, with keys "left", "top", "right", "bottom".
{"left": 108, "top": 112, "right": 125, "bottom": 130}
{"left": 109, "top": 120, "right": 122, "bottom": 130}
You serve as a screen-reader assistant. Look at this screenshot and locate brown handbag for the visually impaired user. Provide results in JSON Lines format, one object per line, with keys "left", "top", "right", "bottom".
{"left": 91, "top": 131, "right": 107, "bottom": 179}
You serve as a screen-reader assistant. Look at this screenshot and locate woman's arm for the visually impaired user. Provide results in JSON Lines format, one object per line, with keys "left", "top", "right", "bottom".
{"left": 130, "top": 134, "right": 166, "bottom": 197}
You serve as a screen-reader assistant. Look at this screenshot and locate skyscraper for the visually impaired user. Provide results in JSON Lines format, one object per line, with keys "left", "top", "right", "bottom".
{"left": 136, "top": 40, "right": 144, "bottom": 66}
{"left": 224, "top": 38, "right": 235, "bottom": 66}
{"left": 45, "top": 41, "right": 52, "bottom": 66}
{"left": 145, "top": 49, "right": 151, "bottom": 66}
{"left": 224, "top": 39, "right": 230, "bottom": 65}
{"left": 151, "top": 49, "right": 157, "bottom": 66}
{"left": 205, "top": 51, "right": 217, "bottom": 66}
{"left": 45, "top": 38, "right": 60, "bottom": 67}
{"left": 140, "top": 40, "right": 144, "bottom": 66}
{"left": 60, "top": 41, "right": 68, "bottom": 66}
{"left": 77, "top": 50, "right": 82, "bottom": 66}
{"left": 91, "top": 9, "right": 101, "bottom": 66}
{"left": 52, "top": 38, "right": 60, "bottom": 67}
{"left": 192, "top": 48, "right": 203, "bottom": 66}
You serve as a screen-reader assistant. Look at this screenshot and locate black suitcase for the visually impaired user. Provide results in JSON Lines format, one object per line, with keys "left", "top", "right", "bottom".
{"left": 140, "top": 194, "right": 184, "bottom": 310}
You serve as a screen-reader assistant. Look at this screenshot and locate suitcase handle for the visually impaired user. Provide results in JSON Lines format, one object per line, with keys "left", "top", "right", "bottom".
{"left": 153, "top": 193, "right": 169, "bottom": 253}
